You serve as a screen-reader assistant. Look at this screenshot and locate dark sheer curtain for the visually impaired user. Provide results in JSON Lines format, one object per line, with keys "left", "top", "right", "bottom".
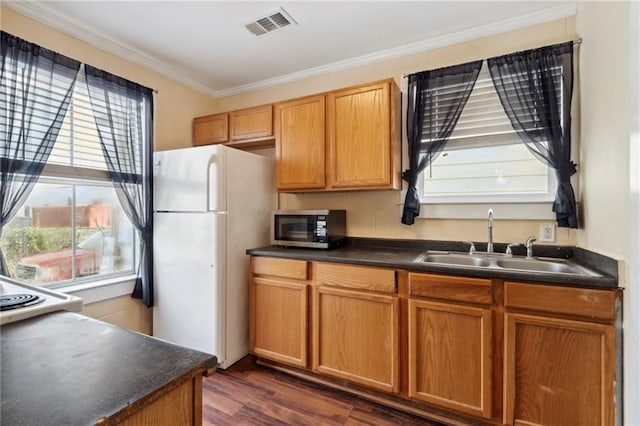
{"left": 84, "top": 65, "right": 154, "bottom": 307}
{"left": 0, "top": 31, "right": 80, "bottom": 276}
{"left": 488, "top": 42, "right": 577, "bottom": 228}
{"left": 402, "top": 60, "right": 482, "bottom": 225}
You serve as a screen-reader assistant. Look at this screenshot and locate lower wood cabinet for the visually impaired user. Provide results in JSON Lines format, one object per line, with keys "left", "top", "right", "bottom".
{"left": 250, "top": 258, "right": 309, "bottom": 367}
{"left": 503, "top": 281, "right": 618, "bottom": 426}
{"left": 408, "top": 273, "right": 493, "bottom": 419}
{"left": 409, "top": 299, "right": 492, "bottom": 418}
{"left": 251, "top": 277, "right": 308, "bottom": 367}
{"left": 118, "top": 375, "right": 203, "bottom": 426}
{"left": 249, "top": 257, "right": 621, "bottom": 426}
{"left": 312, "top": 285, "right": 399, "bottom": 393}
{"left": 503, "top": 313, "right": 616, "bottom": 426}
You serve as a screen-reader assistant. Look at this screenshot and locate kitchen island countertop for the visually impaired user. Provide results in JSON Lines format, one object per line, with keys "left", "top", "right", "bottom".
{"left": 1, "top": 311, "right": 217, "bottom": 425}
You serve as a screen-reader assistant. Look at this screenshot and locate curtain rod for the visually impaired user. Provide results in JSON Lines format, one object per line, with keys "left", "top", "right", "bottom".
{"left": 401, "top": 38, "right": 583, "bottom": 78}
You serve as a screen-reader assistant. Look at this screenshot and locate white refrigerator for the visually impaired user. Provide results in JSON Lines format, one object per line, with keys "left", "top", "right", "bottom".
{"left": 152, "top": 144, "right": 274, "bottom": 368}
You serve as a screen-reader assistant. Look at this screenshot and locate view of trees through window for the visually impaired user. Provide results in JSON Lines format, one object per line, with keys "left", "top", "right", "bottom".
{"left": 1, "top": 182, "right": 135, "bottom": 286}
{"left": 1, "top": 67, "right": 138, "bottom": 286}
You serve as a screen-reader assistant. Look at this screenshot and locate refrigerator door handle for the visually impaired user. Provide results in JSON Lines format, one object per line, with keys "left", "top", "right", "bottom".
{"left": 207, "top": 149, "right": 227, "bottom": 212}
{"left": 207, "top": 158, "right": 213, "bottom": 212}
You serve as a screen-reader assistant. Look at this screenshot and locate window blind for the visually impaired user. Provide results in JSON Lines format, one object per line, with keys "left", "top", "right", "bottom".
{"left": 424, "top": 63, "right": 562, "bottom": 151}
{"left": 49, "top": 71, "right": 109, "bottom": 172}
{"left": 4, "top": 65, "right": 143, "bottom": 178}
{"left": 421, "top": 63, "right": 561, "bottom": 201}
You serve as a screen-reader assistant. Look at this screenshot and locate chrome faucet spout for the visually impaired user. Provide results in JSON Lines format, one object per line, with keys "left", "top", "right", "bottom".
{"left": 526, "top": 236, "right": 537, "bottom": 258}
{"left": 487, "top": 209, "right": 494, "bottom": 253}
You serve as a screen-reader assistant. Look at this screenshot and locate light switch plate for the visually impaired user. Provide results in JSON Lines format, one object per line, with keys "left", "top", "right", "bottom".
{"left": 539, "top": 223, "right": 555, "bottom": 242}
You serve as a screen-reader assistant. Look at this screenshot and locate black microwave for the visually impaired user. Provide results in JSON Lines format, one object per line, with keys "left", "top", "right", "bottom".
{"left": 272, "top": 210, "right": 347, "bottom": 249}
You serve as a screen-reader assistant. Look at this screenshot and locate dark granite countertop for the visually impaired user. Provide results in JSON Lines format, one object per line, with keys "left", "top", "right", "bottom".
{"left": 1, "top": 311, "right": 217, "bottom": 426}
{"left": 247, "top": 238, "right": 619, "bottom": 289}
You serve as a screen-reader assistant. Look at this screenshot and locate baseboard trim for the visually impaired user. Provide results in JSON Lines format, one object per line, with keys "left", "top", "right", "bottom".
{"left": 255, "top": 357, "right": 496, "bottom": 426}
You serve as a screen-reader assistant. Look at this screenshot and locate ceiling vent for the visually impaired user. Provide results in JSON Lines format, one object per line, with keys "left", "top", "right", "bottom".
{"left": 245, "top": 7, "right": 297, "bottom": 36}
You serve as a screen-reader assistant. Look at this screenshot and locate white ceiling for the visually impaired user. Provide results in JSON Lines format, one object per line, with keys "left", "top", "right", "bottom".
{"left": 7, "top": 1, "right": 576, "bottom": 97}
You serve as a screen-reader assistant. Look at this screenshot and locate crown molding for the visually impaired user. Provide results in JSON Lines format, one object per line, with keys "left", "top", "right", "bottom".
{"left": 214, "top": 2, "right": 577, "bottom": 97}
{"left": 5, "top": 1, "right": 218, "bottom": 97}
{"left": 5, "top": 1, "right": 577, "bottom": 99}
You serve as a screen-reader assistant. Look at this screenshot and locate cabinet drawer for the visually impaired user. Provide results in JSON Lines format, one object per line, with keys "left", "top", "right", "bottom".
{"left": 409, "top": 273, "right": 492, "bottom": 305}
{"left": 504, "top": 281, "right": 618, "bottom": 322}
{"left": 315, "top": 262, "right": 396, "bottom": 293}
{"left": 252, "top": 257, "right": 308, "bottom": 280}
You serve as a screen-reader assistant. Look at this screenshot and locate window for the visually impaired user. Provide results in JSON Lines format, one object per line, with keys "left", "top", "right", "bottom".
{"left": 419, "top": 64, "right": 560, "bottom": 204}
{"left": 0, "top": 69, "right": 137, "bottom": 287}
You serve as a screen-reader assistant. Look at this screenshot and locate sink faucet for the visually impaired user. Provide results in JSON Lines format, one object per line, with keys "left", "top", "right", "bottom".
{"left": 526, "top": 236, "right": 537, "bottom": 258}
{"left": 487, "top": 209, "right": 494, "bottom": 253}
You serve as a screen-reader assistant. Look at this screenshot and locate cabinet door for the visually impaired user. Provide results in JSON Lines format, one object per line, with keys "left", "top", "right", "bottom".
{"left": 275, "top": 95, "right": 326, "bottom": 190}
{"left": 409, "top": 299, "right": 492, "bottom": 419}
{"left": 250, "top": 277, "right": 308, "bottom": 367}
{"left": 312, "top": 285, "right": 399, "bottom": 393}
{"left": 229, "top": 105, "right": 273, "bottom": 141}
{"left": 119, "top": 375, "right": 201, "bottom": 425}
{"left": 504, "top": 313, "right": 616, "bottom": 426}
{"left": 193, "top": 113, "right": 228, "bottom": 146}
{"left": 326, "top": 80, "right": 394, "bottom": 189}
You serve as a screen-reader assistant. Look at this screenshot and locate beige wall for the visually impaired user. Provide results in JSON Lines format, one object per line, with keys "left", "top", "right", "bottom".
{"left": 221, "top": 18, "right": 579, "bottom": 246}
{"left": 82, "top": 295, "right": 152, "bottom": 334}
{"left": 3, "top": 5, "right": 632, "bottom": 329}
{"left": 2, "top": 6, "right": 584, "bottom": 248}
{"left": 0, "top": 6, "right": 217, "bottom": 152}
{"left": 576, "top": 2, "right": 630, "bottom": 266}
{"left": 1, "top": 7, "right": 218, "bottom": 330}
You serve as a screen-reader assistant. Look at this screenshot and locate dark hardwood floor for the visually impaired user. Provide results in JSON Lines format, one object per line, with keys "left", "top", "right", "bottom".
{"left": 202, "top": 358, "right": 446, "bottom": 426}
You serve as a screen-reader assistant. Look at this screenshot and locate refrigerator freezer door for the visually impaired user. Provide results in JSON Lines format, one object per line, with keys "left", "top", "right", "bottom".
{"left": 154, "top": 145, "right": 227, "bottom": 212}
{"left": 152, "top": 212, "right": 227, "bottom": 361}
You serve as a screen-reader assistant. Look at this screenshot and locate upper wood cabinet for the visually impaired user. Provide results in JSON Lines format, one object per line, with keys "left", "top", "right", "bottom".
{"left": 193, "top": 113, "right": 228, "bottom": 146}
{"left": 327, "top": 81, "right": 398, "bottom": 189}
{"left": 275, "top": 95, "right": 326, "bottom": 190}
{"left": 229, "top": 104, "right": 273, "bottom": 141}
{"left": 275, "top": 78, "right": 401, "bottom": 192}
{"left": 193, "top": 104, "right": 274, "bottom": 147}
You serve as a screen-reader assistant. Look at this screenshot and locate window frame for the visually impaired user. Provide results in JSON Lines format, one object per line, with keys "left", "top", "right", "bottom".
{"left": 417, "top": 145, "right": 559, "bottom": 205}
{"left": 2, "top": 170, "right": 139, "bottom": 288}
{"left": 412, "top": 63, "right": 567, "bottom": 210}
{"left": 1, "top": 68, "right": 140, "bottom": 287}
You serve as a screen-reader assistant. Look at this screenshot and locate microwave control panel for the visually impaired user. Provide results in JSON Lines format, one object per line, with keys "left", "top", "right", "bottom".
{"left": 315, "top": 216, "right": 327, "bottom": 241}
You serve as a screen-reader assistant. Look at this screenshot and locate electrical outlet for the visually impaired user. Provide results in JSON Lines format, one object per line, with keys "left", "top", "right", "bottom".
{"left": 539, "top": 223, "right": 555, "bottom": 242}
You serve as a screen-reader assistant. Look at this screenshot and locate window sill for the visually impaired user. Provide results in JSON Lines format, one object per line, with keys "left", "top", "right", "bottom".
{"left": 60, "top": 274, "right": 137, "bottom": 305}
{"left": 416, "top": 202, "right": 557, "bottom": 220}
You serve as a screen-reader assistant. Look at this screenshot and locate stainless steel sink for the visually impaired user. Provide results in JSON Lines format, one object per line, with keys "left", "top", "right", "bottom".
{"left": 414, "top": 251, "right": 602, "bottom": 277}
{"left": 495, "top": 258, "right": 600, "bottom": 276}
{"left": 421, "top": 254, "right": 492, "bottom": 267}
